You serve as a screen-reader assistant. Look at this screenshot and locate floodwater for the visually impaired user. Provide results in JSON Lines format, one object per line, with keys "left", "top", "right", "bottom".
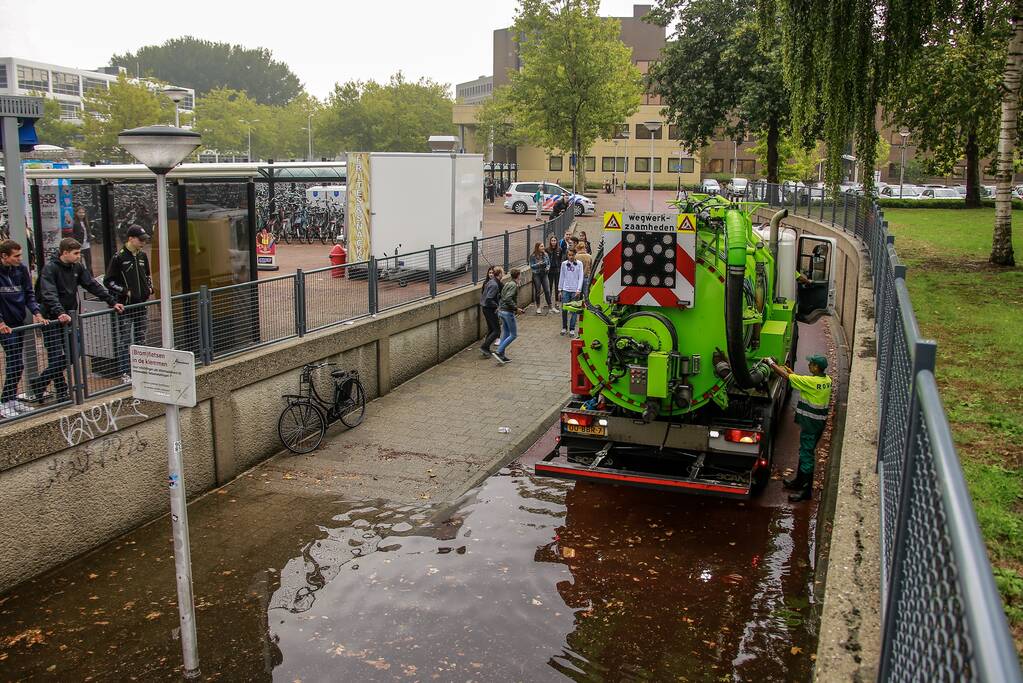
{"left": 0, "top": 439, "right": 818, "bottom": 682}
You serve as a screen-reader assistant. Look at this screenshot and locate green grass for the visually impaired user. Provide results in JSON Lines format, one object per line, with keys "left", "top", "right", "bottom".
{"left": 884, "top": 208, "right": 1023, "bottom": 644}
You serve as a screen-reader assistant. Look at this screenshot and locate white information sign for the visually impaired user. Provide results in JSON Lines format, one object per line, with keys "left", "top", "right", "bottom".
{"left": 130, "top": 345, "right": 197, "bottom": 408}
{"left": 623, "top": 212, "right": 677, "bottom": 232}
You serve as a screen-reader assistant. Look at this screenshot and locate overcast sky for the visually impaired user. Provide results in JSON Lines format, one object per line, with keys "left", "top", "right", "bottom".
{"left": 1, "top": 0, "right": 652, "bottom": 98}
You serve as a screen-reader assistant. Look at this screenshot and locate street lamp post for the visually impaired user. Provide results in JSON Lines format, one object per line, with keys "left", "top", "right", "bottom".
{"left": 242, "top": 119, "right": 260, "bottom": 162}
{"left": 612, "top": 137, "right": 619, "bottom": 194}
{"left": 117, "top": 124, "right": 203, "bottom": 680}
{"left": 643, "top": 121, "right": 662, "bottom": 211}
{"left": 307, "top": 113, "right": 313, "bottom": 160}
{"left": 899, "top": 131, "right": 910, "bottom": 199}
{"left": 162, "top": 87, "right": 190, "bottom": 128}
{"left": 732, "top": 139, "right": 738, "bottom": 179}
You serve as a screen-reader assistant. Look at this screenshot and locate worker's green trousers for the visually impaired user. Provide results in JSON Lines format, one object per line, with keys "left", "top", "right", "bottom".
{"left": 797, "top": 418, "right": 825, "bottom": 475}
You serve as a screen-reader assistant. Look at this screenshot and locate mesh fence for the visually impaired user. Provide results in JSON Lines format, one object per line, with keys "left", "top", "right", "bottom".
{"left": 210, "top": 277, "right": 295, "bottom": 360}
{"left": 376, "top": 249, "right": 431, "bottom": 312}
{"left": 435, "top": 242, "right": 475, "bottom": 296}
{"left": 304, "top": 262, "right": 371, "bottom": 333}
{"left": 480, "top": 234, "right": 505, "bottom": 272}
{"left": 0, "top": 320, "right": 75, "bottom": 422}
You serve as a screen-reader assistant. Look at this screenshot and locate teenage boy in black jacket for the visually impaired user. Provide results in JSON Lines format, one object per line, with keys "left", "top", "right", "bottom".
{"left": 33, "top": 238, "right": 123, "bottom": 401}
{"left": 105, "top": 226, "right": 153, "bottom": 377}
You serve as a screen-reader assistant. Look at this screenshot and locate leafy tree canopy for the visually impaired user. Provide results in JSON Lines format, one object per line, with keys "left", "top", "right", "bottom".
{"left": 488, "top": 0, "right": 643, "bottom": 190}
{"left": 111, "top": 37, "right": 303, "bottom": 105}
{"left": 649, "top": 0, "right": 792, "bottom": 181}
{"left": 317, "top": 73, "right": 455, "bottom": 153}
{"left": 80, "top": 75, "right": 176, "bottom": 162}
{"left": 34, "top": 98, "right": 81, "bottom": 149}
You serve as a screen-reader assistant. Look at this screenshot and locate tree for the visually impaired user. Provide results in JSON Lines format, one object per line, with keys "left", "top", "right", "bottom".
{"left": 993, "top": 5, "right": 1023, "bottom": 267}
{"left": 111, "top": 37, "right": 303, "bottom": 105}
{"left": 80, "top": 75, "right": 174, "bottom": 162}
{"left": 649, "top": 0, "right": 790, "bottom": 182}
{"left": 497, "top": 0, "right": 643, "bottom": 191}
{"left": 317, "top": 73, "right": 454, "bottom": 154}
{"left": 192, "top": 88, "right": 263, "bottom": 157}
{"left": 751, "top": 134, "right": 823, "bottom": 183}
{"left": 34, "top": 98, "right": 81, "bottom": 149}
{"left": 885, "top": 2, "right": 1009, "bottom": 207}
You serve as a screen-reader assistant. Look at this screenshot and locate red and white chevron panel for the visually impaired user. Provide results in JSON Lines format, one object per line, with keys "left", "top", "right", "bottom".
{"left": 601, "top": 212, "right": 696, "bottom": 308}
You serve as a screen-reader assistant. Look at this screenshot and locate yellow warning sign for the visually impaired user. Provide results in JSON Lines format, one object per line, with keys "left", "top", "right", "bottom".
{"left": 603, "top": 212, "right": 623, "bottom": 230}
{"left": 677, "top": 214, "right": 696, "bottom": 232}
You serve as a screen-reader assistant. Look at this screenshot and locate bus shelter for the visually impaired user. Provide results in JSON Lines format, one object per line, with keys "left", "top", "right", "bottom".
{"left": 23, "top": 161, "right": 346, "bottom": 365}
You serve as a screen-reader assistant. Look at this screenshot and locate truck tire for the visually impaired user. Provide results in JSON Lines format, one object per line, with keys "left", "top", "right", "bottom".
{"left": 513, "top": 201, "right": 527, "bottom": 214}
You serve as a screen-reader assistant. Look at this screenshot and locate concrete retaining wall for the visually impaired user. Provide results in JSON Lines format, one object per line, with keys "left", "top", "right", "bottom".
{"left": 0, "top": 282, "right": 533, "bottom": 592}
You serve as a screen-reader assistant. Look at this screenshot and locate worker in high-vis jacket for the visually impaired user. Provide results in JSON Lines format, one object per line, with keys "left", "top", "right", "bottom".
{"left": 767, "top": 353, "right": 832, "bottom": 502}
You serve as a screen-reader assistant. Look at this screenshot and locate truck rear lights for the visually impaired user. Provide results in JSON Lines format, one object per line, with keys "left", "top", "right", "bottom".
{"left": 562, "top": 412, "right": 593, "bottom": 427}
{"left": 724, "top": 429, "right": 761, "bottom": 444}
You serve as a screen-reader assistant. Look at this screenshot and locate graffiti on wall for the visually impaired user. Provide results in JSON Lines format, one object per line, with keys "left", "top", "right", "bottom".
{"left": 59, "top": 398, "right": 150, "bottom": 448}
{"left": 39, "top": 432, "right": 150, "bottom": 493}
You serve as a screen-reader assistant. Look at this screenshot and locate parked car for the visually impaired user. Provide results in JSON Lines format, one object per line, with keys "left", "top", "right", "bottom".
{"left": 727, "top": 177, "right": 749, "bottom": 197}
{"left": 952, "top": 185, "right": 968, "bottom": 197}
{"left": 701, "top": 178, "right": 721, "bottom": 195}
{"left": 502, "top": 182, "right": 595, "bottom": 216}
{"left": 880, "top": 184, "right": 924, "bottom": 199}
{"left": 920, "top": 187, "right": 962, "bottom": 199}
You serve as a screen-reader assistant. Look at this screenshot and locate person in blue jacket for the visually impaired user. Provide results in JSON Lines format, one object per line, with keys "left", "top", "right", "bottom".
{"left": 0, "top": 239, "right": 47, "bottom": 417}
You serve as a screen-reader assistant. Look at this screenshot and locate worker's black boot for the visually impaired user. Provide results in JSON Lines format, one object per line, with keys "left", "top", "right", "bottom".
{"left": 788, "top": 479, "right": 813, "bottom": 502}
{"left": 783, "top": 471, "right": 806, "bottom": 490}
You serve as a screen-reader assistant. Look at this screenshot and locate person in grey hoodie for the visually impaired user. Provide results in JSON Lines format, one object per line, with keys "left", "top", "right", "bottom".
{"left": 479, "top": 266, "right": 503, "bottom": 357}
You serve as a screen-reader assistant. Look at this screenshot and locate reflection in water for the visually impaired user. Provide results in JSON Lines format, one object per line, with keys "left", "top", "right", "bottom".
{"left": 265, "top": 465, "right": 817, "bottom": 681}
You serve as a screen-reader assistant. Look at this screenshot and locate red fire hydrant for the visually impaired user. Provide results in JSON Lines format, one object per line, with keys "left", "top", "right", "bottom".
{"left": 329, "top": 243, "right": 347, "bottom": 279}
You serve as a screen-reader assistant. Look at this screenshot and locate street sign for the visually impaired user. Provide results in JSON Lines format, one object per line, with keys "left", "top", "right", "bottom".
{"left": 622, "top": 212, "right": 676, "bottom": 232}
{"left": 130, "top": 345, "right": 197, "bottom": 408}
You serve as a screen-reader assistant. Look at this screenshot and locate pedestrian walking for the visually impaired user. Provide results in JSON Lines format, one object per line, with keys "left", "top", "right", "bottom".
{"left": 32, "top": 238, "right": 123, "bottom": 402}
{"left": 559, "top": 249, "right": 584, "bottom": 336}
{"left": 528, "top": 242, "right": 553, "bottom": 314}
{"left": 546, "top": 234, "right": 563, "bottom": 312}
{"left": 484, "top": 176, "right": 496, "bottom": 204}
{"left": 104, "top": 226, "right": 153, "bottom": 380}
{"left": 493, "top": 268, "right": 525, "bottom": 364}
{"left": 0, "top": 239, "right": 46, "bottom": 418}
{"left": 479, "top": 265, "right": 503, "bottom": 357}
{"left": 767, "top": 354, "right": 832, "bottom": 502}
{"left": 533, "top": 185, "right": 544, "bottom": 222}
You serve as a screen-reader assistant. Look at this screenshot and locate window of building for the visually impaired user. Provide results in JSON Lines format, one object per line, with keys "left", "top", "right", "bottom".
{"left": 668, "top": 125, "right": 683, "bottom": 140}
{"left": 708, "top": 159, "right": 724, "bottom": 173}
{"left": 83, "top": 77, "right": 107, "bottom": 94}
{"left": 635, "top": 123, "right": 663, "bottom": 140}
{"left": 17, "top": 66, "right": 49, "bottom": 91}
{"left": 52, "top": 71, "right": 80, "bottom": 96}
{"left": 635, "top": 157, "right": 662, "bottom": 173}
{"left": 0, "top": 65, "right": 7, "bottom": 89}
{"left": 182, "top": 93, "right": 194, "bottom": 110}
{"left": 571, "top": 156, "right": 596, "bottom": 172}
{"left": 58, "top": 102, "right": 81, "bottom": 120}
{"left": 668, "top": 157, "right": 695, "bottom": 174}
{"left": 887, "top": 163, "right": 898, "bottom": 178}
{"left": 730, "top": 159, "right": 756, "bottom": 175}
{"left": 549, "top": 155, "right": 563, "bottom": 171}
{"left": 612, "top": 123, "right": 629, "bottom": 139}
{"left": 602, "top": 156, "right": 627, "bottom": 172}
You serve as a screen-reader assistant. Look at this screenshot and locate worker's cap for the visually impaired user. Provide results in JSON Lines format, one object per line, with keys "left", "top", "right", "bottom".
{"left": 806, "top": 354, "right": 828, "bottom": 370}
{"left": 126, "top": 225, "right": 150, "bottom": 241}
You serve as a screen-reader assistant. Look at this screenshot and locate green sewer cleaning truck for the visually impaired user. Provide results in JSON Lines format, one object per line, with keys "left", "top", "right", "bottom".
{"left": 535, "top": 195, "right": 836, "bottom": 497}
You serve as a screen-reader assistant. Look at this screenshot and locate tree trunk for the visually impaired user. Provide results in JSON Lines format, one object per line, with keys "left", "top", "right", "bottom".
{"left": 965, "top": 129, "right": 981, "bottom": 208}
{"left": 992, "top": 6, "right": 1023, "bottom": 267}
{"left": 766, "top": 119, "right": 780, "bottom": 184}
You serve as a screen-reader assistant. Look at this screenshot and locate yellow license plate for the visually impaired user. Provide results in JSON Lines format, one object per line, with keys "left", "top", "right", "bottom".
{"left": 566, "top": 423, "right": 607, "bottom": 437}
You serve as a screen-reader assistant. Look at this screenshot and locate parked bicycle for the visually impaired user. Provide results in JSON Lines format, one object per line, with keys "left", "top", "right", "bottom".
{"left": 278, "top": 363, "right": 366, "bottom": 454}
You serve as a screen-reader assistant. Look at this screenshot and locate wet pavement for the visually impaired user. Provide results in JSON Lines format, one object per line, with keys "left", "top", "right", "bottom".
{"left": 1, "top": 320, "right": 834, "bottom": 682}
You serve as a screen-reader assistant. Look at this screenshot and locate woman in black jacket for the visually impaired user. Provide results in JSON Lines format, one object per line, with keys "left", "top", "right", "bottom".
{"left": 69, "top": 207, "right": 93, "bottom": 271}
{"left": 546, "top": 234, "right": 562, "bottom": 312}
{"left": 479, "top": 266, "right": 503, "bottom": 357}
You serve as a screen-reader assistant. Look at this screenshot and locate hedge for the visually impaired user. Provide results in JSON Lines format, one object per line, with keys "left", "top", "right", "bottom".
{"left": 877, "top": 198, "right": 1023, "bottom": 210}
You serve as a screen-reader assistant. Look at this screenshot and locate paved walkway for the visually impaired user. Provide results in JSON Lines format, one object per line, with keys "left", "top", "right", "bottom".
{"left": 258, "top": 306, "right": 572, "bottom": 503}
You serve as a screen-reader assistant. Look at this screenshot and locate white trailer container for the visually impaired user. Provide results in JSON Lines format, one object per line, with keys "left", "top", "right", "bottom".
{"left": 346, "top": 152, "right": 484, "bottom": 275}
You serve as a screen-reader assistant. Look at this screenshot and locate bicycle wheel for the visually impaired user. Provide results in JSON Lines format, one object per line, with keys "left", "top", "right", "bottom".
{"left": 318, "top": 223, "right": 328, "bottom": 245}
{"left": 281, "top": 222, "right": 292, "bottom": 245}
{"left": 278, "top": 402, "right": 326, "bottom": 454}
{"left": 338, "top": 379, "right": 366, "bottom": 428}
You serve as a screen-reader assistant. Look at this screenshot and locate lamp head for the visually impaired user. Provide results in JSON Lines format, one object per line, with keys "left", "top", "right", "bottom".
{"left": 162, "top": 86, "right": 190, "bottom": 104}
{"left": 642, "top": 121, "right": 662, "bottom": 132}
{"left": 118, "top": 125, "right": 201, "bottom": 174}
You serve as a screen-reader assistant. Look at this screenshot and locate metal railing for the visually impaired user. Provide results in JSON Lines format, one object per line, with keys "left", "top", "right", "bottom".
{"left": 0, "top": 209, "right": 575, "bottom": 425}
{"left": 749, "top": 181, "right": 1021, "bottom": 682}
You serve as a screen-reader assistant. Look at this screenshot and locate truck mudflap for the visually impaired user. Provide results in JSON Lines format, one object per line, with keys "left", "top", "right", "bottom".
{"left": 536, "top": 448, "right": 755, "bottom": 499}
